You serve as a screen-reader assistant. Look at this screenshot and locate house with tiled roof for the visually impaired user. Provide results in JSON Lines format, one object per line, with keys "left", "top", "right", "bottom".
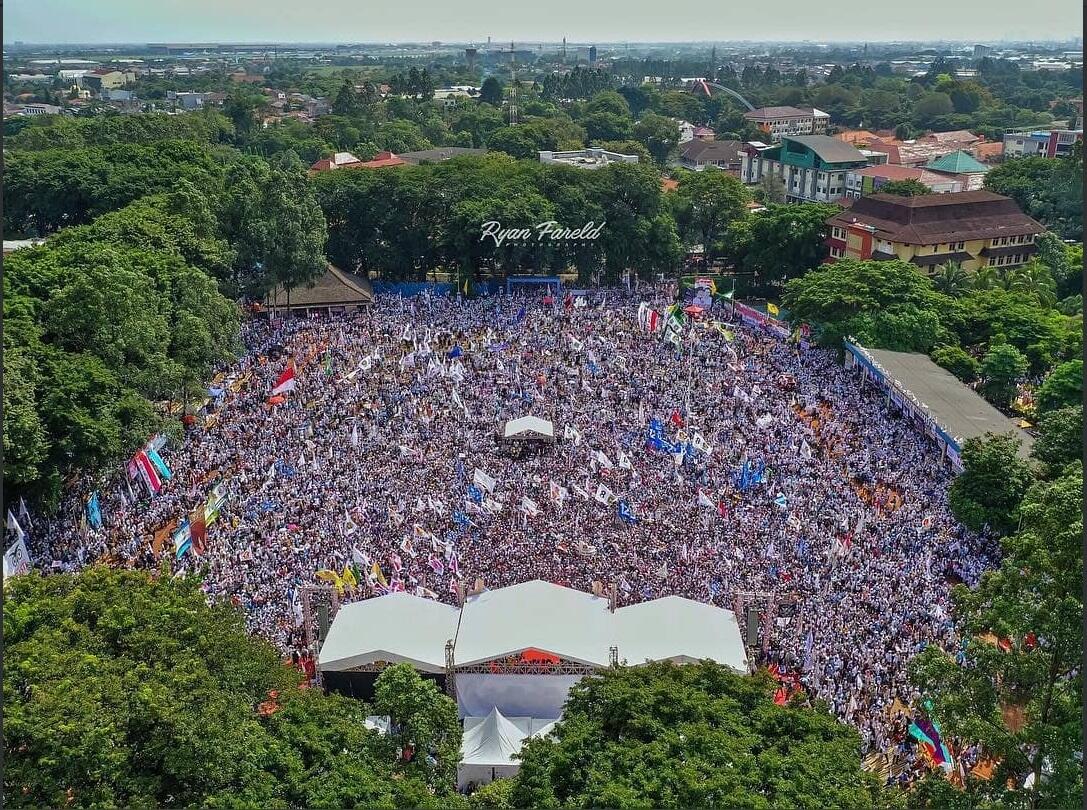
{"left": 845, "top": 164, "right": 964, "bottom": 198}
{"left": 924, "top": 150, "right": 989, "bottom": 190}
{"left": 825, "top": 190, "right": 1045, "bottom": 272}
{"left": 678, "top": 139, "right": 743, "bottom": 173}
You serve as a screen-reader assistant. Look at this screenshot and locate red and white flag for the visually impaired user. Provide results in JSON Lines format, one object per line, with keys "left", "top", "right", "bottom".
{"left": 271, "top": 365, "right": 296, "bottom": 396}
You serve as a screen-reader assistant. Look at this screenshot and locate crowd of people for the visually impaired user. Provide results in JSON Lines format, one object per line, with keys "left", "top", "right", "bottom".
{"left": 27, "top": 285, "right": 996, "bottom": 781}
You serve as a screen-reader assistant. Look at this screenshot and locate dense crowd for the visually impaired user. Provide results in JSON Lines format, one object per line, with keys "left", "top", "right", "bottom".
{"left": 28, "top": 286, "right": 996, "bottom": 776}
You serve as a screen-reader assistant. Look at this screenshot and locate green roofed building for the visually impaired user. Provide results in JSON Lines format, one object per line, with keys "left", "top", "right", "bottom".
{"left": 740, "top": 135, "right": 877, "bottom": 203}
{"left": 924, "top": 150, "right": 989, "bottom": 190}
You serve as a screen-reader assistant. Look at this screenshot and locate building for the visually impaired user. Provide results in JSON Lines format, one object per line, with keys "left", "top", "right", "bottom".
{"left": 398, "top": 147, "right": 487, "bottom": 164}
{"left": 318, "top": 580, "right": 748, "bottom": 719}
{"left": 18, "top": 103, "right": 63, "bottom": 116}
{"left": 1002, "top": 129, "right": 1084, "bottom": 158}
{"left": 692, "top": 125, "right": 715, "bottom": 141}
{"left": 265, "top": 264, "right": 374, "bottom": 315}
{"left": 588, "top": 45, "right": 597, "bottom": 66}
{"left": 308, "top": 151, "right": 363, "bottom": 173}
{"left": 81, "top": 68, "right": 136, "bottom": 91}
{"left": 742, "top": 106, "right": 830, "bottom": 142}
{"left": 923, "top": 150, "right": 989, "bottom": 190}
{"left": 825, "top": 190, "right": 1045, "bottom": 272}
{"left": 677, "top": 120, "right": 695, "bottom": 143}
{"left": 973, "top": 44, "right": 993, "bottom": 59}
{"left": 678, "top": 139, "right": 743, "bottom": 173}
{"left": 740, "top": 135, "right": 871, "bottom": 203}
{"left": 864, "top": 132, "right": 984, "bottom": 167}
{"left": 539, "top": 147, "right": 639, "bottom": 168}
{"left": 308, "top": 151, "right": 408, "bottom": 173}
{"left": 844, "top": 164, "right": 964, "bottom": 198}
{"left": 844, "top": 341, "right": 1033, "bottom": 471}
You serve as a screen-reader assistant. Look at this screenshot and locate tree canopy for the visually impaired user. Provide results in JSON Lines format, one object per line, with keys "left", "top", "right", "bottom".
{"left": 506, "top": 661, "right": 889, "bottom": 808}
{"left": 3, "top": 566, "right": 460, "bottom": 808}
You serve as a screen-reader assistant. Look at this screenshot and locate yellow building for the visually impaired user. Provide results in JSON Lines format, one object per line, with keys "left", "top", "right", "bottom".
{"left": 825, "top": 190, "right": 1045, "bottom": 273}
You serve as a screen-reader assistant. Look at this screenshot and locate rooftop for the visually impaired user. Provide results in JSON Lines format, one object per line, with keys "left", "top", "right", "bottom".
{"left": 783, "top": 134, "right": 868, "bottom": 164}
{"left": 398, "top": 147, "right": 487, "bottom": 164}
{"left": 849, "top": 343, "right": 1034, "bottom": 458}
{"left": 267, "top": 264, "right": 374, "bottom": 309}
{"left": 828, "top": 190, "right": 1045, "bottom": 245}
{"left": 744, "top": 105, "right": 827, "bottom": 120}
{"left": 680, "top": 138, "right": 744, "bottom": 163}
{"left": 924, "top": 150, "right": 989, "bottom": 174}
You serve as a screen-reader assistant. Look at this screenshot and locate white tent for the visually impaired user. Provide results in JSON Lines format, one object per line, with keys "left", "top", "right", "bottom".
{"left": 502, "top": 416, "right": 555, "bottom": 440}
{"left": 457, "top": 707, "right": 557, "bottom": 789}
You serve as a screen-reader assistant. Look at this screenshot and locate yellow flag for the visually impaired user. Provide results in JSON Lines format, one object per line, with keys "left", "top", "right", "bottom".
{"left": 767, "top": 303, "right": 780, "bottom": 317}
{"left": 371, "top": 561, "right": 387, "bottom": 587}
{"left": 315, "top": 569, "right": 344, "bottom": 594}
{"left": 342, "top": 564, "right": 357, "bottom": 588}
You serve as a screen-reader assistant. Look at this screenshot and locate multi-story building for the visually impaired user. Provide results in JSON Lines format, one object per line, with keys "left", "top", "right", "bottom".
{"left": 81, "top": 69, "right": 136, "bottom": 91}
{"left": 740, "top": 135, "right": 871, "bottom": 203}
{"left": 742, "top": 106, "right": 830, "bottom": 142}
{"left": 824, "top": 190, "right": 1045, "bottom": 272}
{"left": 1002, "top": 129, "right": 1084, "bottom": 158}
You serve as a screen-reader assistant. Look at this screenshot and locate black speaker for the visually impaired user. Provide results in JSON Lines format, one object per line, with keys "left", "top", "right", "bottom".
{"left": 317, "top": 602, "right": 329, "bottom": 641}
{"left": 745, "top": 608, "right": 760, "bottom": 646}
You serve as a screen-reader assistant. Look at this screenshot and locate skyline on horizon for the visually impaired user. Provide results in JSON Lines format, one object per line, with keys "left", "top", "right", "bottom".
{"left": 4, "top": 0, "right": 1082, "bottom": 48}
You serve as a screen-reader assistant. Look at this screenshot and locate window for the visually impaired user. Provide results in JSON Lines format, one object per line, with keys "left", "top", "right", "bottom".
{"left": 955, "top": 241, "right": 965, "bottom": 250}
{"left": 989, "top": 257, "right": 996, "bottom": 266}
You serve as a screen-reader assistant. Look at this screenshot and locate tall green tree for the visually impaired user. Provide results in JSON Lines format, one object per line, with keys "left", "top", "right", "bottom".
{"left": 742, "top": 203, "right": 836, "bottom": 293}
{"left": 1031, "top": 405, "right": 1083, "bottom": 473}
{"left": 979, "top": 343, "right": 1029, "bottom": 407}
{"left": 1034, "top": 359, "right": 1082, "bottom": 415}
{"left": 911, "top": 466, "right": 1083, "bottom": 809}
{"left": 3, "top": 567, "right": 451, "bottom": 808}
{"left": 507, "top": 662, "right": 889, "bottom": 809}
{"left": 673, "top": 170, "right": 749, "bottom": 262}
{"left": 632, "top": 112, "right": 681, "bottom": 165}
{"left": 947, "top": 433, "right": 1034, "bottom": 536}
{"left": 878, "top": 178, "right": 932, "bottom": 197}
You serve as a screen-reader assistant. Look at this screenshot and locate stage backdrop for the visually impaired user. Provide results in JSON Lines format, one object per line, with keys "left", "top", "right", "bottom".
{"left": 455, "top": 674, "right": 582, "bottom": 719}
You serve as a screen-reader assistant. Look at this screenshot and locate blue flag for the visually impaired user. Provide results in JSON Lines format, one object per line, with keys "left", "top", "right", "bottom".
{"left": 466, "top": 484, "right": 483, "bottom": 504}
{"left": 86, "top": 491, "right": 102, "bottom": 529}
{"left": 514, "top": 305, "right": 526, "bottom": 324}
{"left": 146, "top": 447, "right": 172, "bottom": 481}
{"left": 774, "top": 493, "right": 788, "bottom": 509}
{"left": 447, "top": 345, "right": 463, "bottom": 359}
{"left": 648, "top": 418, "right": 663, "bottom": 439}
{"left": 455, "top": 459, "right": 466, "bottom": 480}
{"left": 453, "top": 510, "right": 471, "bottom": 527}
{"left": 618, "top": 501, "right": 638, "bottom": 524}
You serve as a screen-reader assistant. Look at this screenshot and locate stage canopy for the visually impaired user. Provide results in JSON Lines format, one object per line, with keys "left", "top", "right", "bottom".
{"left": 502, "top": 416, "right": 555, "bottom": 441}
{"left": 318, "top": 592, "right": 458, "bottom": 673}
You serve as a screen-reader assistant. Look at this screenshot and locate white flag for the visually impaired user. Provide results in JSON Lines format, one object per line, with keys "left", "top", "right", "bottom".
{"left": 756, "top": 414, "right": 773, "bottom": 429}
{"left": 473, "top": 468, "right": 496, "bottom": 493}
{"left": 351, "top": 422, "right": 360, "bottom": 448}
{"left": 618, "top": 451, "right": 633, "bottom": 470}
{"left": 572, "top": 483, "right": 590, "bottom": 501}
{"left": 569, "top": 336, "right": 584, "bottom": 351}
{"left": 520, "top": 496, "right": 539, "bottom": 517}
{"left": 564, "top": 424, "right": 582, "bottom": 446}
{"left": 3, "top": 536, "right": 31, "bottom": 579}
{"left": 799, "top": 440, "right": 812, "bottom": 460}
{"left": 5, "top": 511, "right": 25, "bottom": 542}
{"left": 657, "top": 561, "right": 668, "bottom": 579}
{"left": 18, "top": 497, "right": 32, "bottom": 528}
{"left": 595, "top": 450, "right": 614, "bottom": 469}
{"left": 697, "top": 490, "right": 716, "bottom": 510}
{"left": 594, "top": 484, "right": 614, "bottom": 505}
{"left": 691, "top": 433, "right": 710, "bottom": 454}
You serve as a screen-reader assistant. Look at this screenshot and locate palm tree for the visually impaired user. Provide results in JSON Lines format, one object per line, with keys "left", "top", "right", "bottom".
{"left": 1007, "top": 260, "right": 1058, "bottom": 308}
{"left": 972, "top": 265, "right": 1013, "bottom": 291}
{"left": 932, "top": 261, "right": 970, "bottom": 296}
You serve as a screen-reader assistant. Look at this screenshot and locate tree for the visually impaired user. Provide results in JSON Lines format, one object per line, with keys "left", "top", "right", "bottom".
{"left": 373, "top": 664, "right": 462, "bottom": 792}
{"left": 1034, "top": 359, "right": 1083, "bottom": 415}
{"left": 1031, "top": 405, "right": 1083, "bottom": 472}
{"left": 1006, "top": 260, "right": 1058, "bottom": 308}
{"left": 479, "top": 77, "right": 505, "bottom": 107}
{"left": 673, "top": 170, "right": 749, "bottom": 262}
{"left": 742, "top": 203, "right": 835, "bottom": 292}
{"left": 755, "top": 172, "right": 786, "bottom": 205}
{"left": 911, "top": 466, "right": 1083, "bottom": 809}
{"left": 931, "top": 261, "right": 971, "bottom": 296}
{"left": 782, "top": 258, "right": 955, "bottom": 353}
{"left": 912, "top": 92, "right": 955, "bottom": 128}
{"left": 632, "top": 112, "right": 680, "bottom": 165}
{"left": 947, "top": 433, "right": 1034, "bottom": 535}
{"left": 878, "top": 178, "right": 932, "bottom": 197}
{"left": 506, "top": 662, "right": 888, "bottom": 808}
{"left": 931, "top": 344, "right": 980, "bottom": 383}
{"left": 3, "top": 567, "right": 449, "bottom": 808}
{"left": 983, "top": 146, "right": 1083, "bottom": 240}
{"left": 979, "top": 343, "right": 1029, "bottom": 407}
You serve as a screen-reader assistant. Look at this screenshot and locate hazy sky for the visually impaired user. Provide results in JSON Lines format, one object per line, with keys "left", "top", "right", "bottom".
{"left": 4, "top": 0, "right": 1082, "bottom": 45}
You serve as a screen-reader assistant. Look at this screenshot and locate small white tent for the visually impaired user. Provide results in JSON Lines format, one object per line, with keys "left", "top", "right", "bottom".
{"left": 502, "top": 416, "right": 555, "bottom": 441}
{"left": 457, "top": 707, "right": 557, "bottom": 789}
